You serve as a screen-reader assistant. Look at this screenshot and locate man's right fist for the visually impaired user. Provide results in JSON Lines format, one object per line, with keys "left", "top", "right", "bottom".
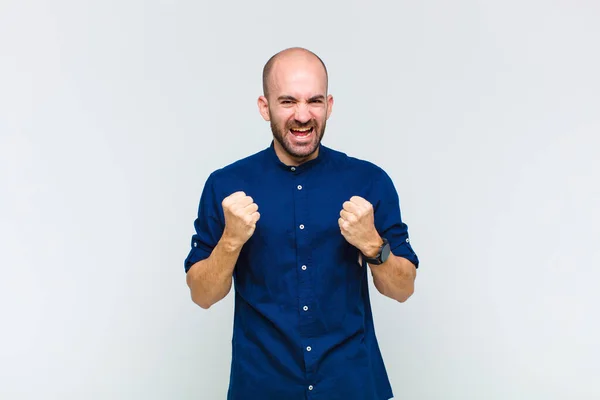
{"left": 221, "top": 191, "right": 260, "bottom": 249}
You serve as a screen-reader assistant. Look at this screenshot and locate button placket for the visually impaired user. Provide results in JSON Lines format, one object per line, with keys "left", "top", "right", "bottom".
{"left": 293, "top": 171, "right": 316, "bottom": 374}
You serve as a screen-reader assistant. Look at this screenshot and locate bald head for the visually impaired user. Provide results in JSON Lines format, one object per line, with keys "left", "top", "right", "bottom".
{"left": 262, "top": 47, "right": 328, "bottom": 99}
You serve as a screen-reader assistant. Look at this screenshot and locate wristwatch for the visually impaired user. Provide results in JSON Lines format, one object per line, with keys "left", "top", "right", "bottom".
{"left": 362, "top": 238, "right": 391, "bottom": 265}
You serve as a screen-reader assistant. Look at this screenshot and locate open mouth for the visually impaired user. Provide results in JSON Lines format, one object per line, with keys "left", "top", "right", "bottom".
{"left": 290, "top": 127, "right": 314, "bottom": 137}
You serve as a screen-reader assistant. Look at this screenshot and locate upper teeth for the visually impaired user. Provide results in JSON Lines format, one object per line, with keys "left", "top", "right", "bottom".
{"left": 293, "top": 128, "right": 310, "bottom": 132}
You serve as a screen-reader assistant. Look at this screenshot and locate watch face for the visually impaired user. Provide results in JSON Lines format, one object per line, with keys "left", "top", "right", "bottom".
{"left": 381, "top": 241, "right": 391, "bottom": 262}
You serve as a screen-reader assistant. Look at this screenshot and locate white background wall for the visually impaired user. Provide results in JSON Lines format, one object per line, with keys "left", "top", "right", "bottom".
{"left": 1, "top": 1, "right": 599, "bottom": 399}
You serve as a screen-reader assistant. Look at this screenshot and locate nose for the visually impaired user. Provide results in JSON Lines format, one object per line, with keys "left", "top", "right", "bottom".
{"left": 294, "top": 103, "right": 311, "bottom": 124}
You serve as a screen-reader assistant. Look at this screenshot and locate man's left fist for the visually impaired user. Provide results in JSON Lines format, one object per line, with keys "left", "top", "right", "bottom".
{"left": 338, "top": 196, "right": 380, "bottom": 253}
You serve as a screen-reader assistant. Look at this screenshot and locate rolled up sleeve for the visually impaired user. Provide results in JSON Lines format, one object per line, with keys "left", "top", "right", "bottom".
{"left": 373, "top": 170, "right": 420, "bottom": 268}
{"left": 184, "top": 172, "right": 224, "bottom": 273}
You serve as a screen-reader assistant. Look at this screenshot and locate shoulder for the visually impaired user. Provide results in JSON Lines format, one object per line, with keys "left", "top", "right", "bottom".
{"left": 208, "top": 146, "right": 268, "bottom": 181}
{"left": 324, "top": 145, "right": 390, "bottom": 181}
{"left": 198, "top": 147, "right": 269, "bottom": 201}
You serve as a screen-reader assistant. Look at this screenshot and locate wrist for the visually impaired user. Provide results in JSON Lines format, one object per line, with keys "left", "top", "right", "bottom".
{"left": 361, "top": 234, "right": 384, "bottom": 258}
{"left": 220, "top": 230, "right": 244, "bottom": 253}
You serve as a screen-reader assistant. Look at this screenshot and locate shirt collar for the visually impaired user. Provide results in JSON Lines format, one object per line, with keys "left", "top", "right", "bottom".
{"left": 266, "top": 140, "right": 328, "bottom": 174}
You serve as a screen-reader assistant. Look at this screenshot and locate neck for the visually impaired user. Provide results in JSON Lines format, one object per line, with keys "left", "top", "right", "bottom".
{"left": 273, "top": 140, "right": 320, "bottom": 167}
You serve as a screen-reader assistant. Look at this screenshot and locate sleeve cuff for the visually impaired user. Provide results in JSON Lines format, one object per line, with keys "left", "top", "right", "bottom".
{"left": 391, "top": 241, "right": 419, "bottom": 268}
{"left": 184, "top": 246, "right": 211, "bottom": 273}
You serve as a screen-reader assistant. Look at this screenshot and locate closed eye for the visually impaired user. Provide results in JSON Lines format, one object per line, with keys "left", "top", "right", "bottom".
{"left": 309, "top": 95, "right": 326, "bottom": 104}
{"left": 278, "top": 96, "right": 296, "bottom": 105}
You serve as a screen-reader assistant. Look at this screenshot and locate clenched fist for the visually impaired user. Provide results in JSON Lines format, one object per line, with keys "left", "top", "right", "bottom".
{"left": 338, "top": 196, "right": 380, "bottom": 255}
{"left": 222, "top": 191, "right": 260, "bottom": 249}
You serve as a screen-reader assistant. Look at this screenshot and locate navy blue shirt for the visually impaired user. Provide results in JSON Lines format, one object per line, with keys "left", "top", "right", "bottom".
{"left": 184, "top": 141, "right": 419, "bottom": 400}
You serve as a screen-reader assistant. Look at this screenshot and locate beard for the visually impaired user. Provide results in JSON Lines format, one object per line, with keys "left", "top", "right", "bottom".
{"left": 270, "top": 117, "right": 327, "bottom": 160}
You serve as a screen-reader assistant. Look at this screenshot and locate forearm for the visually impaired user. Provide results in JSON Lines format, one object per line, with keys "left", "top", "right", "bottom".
{"left": 369, "top": 254, "right": 416, "bottom": 302}
{"left": 358, "top": 233, "right": 416, "bottom": 303}
{"left": 186, "top": 233, "right": 242, "bottom": 309}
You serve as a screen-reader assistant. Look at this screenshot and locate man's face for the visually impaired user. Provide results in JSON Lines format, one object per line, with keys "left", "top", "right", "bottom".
{"left": 259, "top": 57, "right": 333, "bottom": 162}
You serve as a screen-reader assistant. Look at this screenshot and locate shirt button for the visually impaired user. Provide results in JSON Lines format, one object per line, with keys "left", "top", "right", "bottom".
{"left": 299, "top": 224, "right": 305, "bottom": 230}
{"left": 297, "top": 184, "right": 303, "bottom": 190}
{"left": 306, "top": 346, "right": 312, "bottom": 352}
{"left": 406, "top": 238, "right": 410, "bottom": 242}
{"left": 193, "top": 242, "right": 197, "bottom": 247}
{"left": 301, "top": 265, "right": 307, "bottom": 270}
{"left": 303, "top": 306, "right": 309, "bottom": 311}
{"left": 290, "top": 166, "right": 296, "bottom": 171}
{"left": 308, "top": 385, "right": 314, "bottom": 391}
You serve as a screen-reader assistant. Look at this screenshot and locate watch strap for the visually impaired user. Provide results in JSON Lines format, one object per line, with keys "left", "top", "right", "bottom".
{"left": 362, "top": 238, "right": 389, "bottom": 265}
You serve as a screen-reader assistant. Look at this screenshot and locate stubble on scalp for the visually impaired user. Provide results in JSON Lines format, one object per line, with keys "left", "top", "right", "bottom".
{"left": 261, "top": 47, "right": 329, "bottom": 99}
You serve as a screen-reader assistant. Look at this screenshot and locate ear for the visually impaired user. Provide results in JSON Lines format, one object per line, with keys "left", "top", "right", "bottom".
{"left": 257, "top": 95, "right": 270, "bottom": 121}
{"left": 326, "top": 94, "right": 334, "bottom": 120}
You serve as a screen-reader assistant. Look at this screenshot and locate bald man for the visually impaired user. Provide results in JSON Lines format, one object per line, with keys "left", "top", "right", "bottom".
{"left": 184, "top": 47, "right": 420, "bottom": 400}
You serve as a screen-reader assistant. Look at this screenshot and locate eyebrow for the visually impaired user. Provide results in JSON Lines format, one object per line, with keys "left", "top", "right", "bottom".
{"left": 277, "top": 95, "right": 326, "bottom": 102}
{"left": 277, "top": 95, "right": 296, "bottom": 102}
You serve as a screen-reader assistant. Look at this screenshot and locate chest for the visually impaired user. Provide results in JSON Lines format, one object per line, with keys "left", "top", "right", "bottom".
{"left": 247, "top": 172, "right": 373, "bottom": 245}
